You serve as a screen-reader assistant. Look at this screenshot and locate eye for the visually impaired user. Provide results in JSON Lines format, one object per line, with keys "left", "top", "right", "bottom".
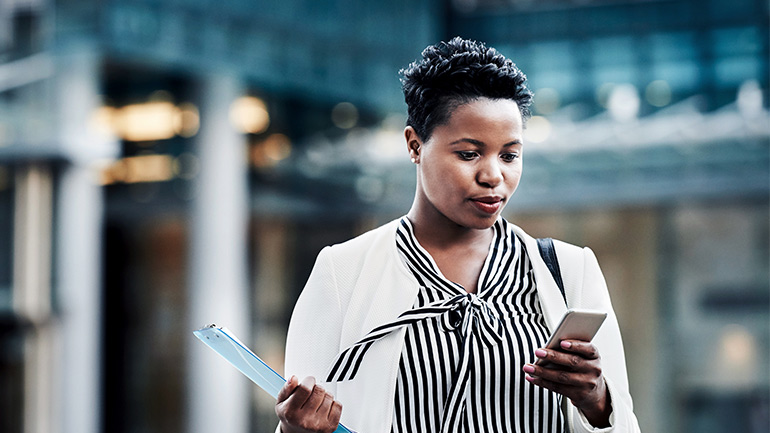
{"left": 500, "top": 152, "right": 520, "bottom": 163}
{"left": 456, "top": 151, "right": 478, "bottom": 161}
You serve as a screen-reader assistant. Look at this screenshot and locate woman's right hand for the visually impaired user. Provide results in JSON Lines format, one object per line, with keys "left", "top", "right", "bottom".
{"left": 275, "top": 375, "right": 342, "bottom": 433}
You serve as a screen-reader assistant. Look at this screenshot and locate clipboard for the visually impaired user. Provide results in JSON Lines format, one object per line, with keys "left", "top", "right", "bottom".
{"left": 193, "top": 325, "right": 355, "bottom": 433}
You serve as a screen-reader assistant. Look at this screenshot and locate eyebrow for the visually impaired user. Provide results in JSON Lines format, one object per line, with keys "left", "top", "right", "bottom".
{"left": 448, "top": 138, "right": 522, "bottom": 147}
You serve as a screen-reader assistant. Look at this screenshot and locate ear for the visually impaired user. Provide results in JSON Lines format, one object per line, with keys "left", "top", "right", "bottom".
{"left": 404, "top": 126, "right": 423, "bottom": 163}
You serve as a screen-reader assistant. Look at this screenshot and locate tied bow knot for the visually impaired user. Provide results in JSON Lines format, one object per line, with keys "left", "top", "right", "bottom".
{"left": 325, "top": 291, "right": 505, "bottom": 432}
{"left": 325, "top": 290, "right": 504, "bottom": 381}
{"left": 440, "top": 293, "right": 504, "bottom": 347}
{"left": 325, "top": 291, "right": 505, "bottom": 433}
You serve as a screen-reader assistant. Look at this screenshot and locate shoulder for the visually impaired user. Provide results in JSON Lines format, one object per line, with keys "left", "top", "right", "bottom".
{"left": 326, "top": 217, "right": 398, "bottom": 250}
{"left": 504, "top": 219, "right": 587, "bottom": 257}
{"left": 503, "top": 220, "right": 590, "bottom": 256}
{"left": 318, "top": 218, "right": 401, "bottom": 268}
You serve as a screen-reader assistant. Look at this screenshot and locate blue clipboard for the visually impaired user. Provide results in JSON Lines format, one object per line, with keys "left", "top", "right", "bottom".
{"left": 193, "top": 325, "right": 354, "bottom": 433}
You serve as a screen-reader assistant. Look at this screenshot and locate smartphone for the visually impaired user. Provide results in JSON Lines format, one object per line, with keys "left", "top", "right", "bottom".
{"left": 535, "top": 309, "right": 607, "bottom": 368}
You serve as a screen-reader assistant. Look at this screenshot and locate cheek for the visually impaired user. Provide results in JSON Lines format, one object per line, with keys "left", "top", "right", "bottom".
{"left": 506, "top": 164, "right": 523, "bottom": 188}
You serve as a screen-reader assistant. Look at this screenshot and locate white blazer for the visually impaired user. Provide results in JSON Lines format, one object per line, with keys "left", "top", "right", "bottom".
{"left": 283, "top": 219, "right": 641, "bottom": 433}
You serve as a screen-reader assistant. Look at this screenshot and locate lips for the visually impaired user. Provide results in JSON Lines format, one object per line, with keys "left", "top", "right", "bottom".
{"left": 470, "top": 196, "right": 504, "bottom": 214}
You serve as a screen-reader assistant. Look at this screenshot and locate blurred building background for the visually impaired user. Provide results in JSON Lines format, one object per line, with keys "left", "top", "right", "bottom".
{"left": 0, "top": 0, "right": 767, "bottom": 432}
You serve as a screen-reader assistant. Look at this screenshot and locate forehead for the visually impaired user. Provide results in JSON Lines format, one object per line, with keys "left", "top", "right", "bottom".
{"left": 438, "top": 97, "right": 523, "bottom": 138}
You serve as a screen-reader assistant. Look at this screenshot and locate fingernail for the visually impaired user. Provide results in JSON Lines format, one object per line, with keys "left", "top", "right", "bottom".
{"left": 525, "top": 375, "right": 536, "bottom": 383}
{"left": 535, "top": 349, "right": 547, "bottom": 358}
{"left": 523, "top": 364, "right": 535, "bottom": 374}
{"left": 560, "top": 341, "right": 572, "bottom": 349}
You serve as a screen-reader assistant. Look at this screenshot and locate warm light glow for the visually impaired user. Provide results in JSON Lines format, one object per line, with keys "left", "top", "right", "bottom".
{"left": 250, "top": 133, "right": 292, "bottom": 167}
{"left": 114, "top": 102, "right": 180, "bottom": 141}
{"left": 524, "top": 116, "right": 552, "bottom": 143}
{"left": 331, "top": 102, "right": 359, "bottom": 129}
{"left": 89, "top": 106, "right": 117, "bottom": 137}
{"left": 101, "top": 154, "right": 175, "bottom": 184}
{"left": 719, "top": 324, "right": 756, "bottom": 368}
{"left": 230, "top": 96, "right": 270, "bottom": 134}
{"left": 175, "top": 103, "right": 200, "bottom": 137}
{"left": 92, "top": 100, "right": 200, "bottom": 142}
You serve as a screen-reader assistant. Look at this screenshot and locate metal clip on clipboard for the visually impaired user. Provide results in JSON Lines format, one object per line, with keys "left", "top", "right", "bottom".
{"left": 193, "top": 324, "right": 355, "bottom": 433}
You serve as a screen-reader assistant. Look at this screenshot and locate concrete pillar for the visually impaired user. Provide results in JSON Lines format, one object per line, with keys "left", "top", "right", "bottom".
{"left": 52, "top": 49, "right": 117, "bottom": 433}
{"left": 186, "top": 74, "right": 250, "bottom": 433}
{"left": 55, "top": 165, "right": 104, "bottom": 433}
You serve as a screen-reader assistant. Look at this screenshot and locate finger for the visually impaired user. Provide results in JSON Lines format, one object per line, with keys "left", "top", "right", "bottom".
{"left": 525, "top": 373, "right": 577, "bottom": 397}
{"left": 524, "top": 363, "right": 581, "bottom": 387}
{"left": 301, "top": 382, "right": 328, "bottom": 411}
{"left": 276, "top": 375, "right": 299, "bottom": 404}
{"left": 560, "top": 340, "right": 600, "bottom": 359}
{"left": 328, "top": 400, "right": 343, "bottom": 423}
{"left": 285, "top": 376, "right": 316, "bottom": 411}
{"left": 534, "top": 348, "right": 586, "bottom": 371}
{"left": 527, "top": 370, "right": 609, "bottom": 412}
{"left": 317, "top": 392, "right": 334, "bottom": 416}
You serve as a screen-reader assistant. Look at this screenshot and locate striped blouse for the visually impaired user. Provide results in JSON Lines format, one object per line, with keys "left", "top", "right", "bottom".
{"left": 324, "top": 217, "right": 564, "bottom": 432}
{"left": 391, "top": 217, "right": 564, "bottom": 433}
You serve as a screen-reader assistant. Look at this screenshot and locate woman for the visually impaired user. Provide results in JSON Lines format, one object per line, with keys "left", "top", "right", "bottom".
{"left": 275, "top": 37, "right": 641, "bottom": 433}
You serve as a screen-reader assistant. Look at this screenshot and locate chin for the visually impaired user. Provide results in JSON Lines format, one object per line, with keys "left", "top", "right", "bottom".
{"left": 458, "top": 215, "right": 499, "bottom": 230}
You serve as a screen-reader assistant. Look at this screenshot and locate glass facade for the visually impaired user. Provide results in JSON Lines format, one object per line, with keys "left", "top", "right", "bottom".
{"left": 0, "top": 0, "right": 767, "bottom": 432}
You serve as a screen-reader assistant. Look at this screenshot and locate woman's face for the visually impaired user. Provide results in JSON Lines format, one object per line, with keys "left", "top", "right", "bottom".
{"left": 407, "top": 97, "right": 524, "bottom": 230}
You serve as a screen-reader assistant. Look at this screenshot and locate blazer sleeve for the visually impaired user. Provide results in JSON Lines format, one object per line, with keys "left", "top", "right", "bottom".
{"left": 567, "top": 247, "right": 641, "bottom": 433}
{"left": 283, "top": 246, "right": 344, "bottom": 394}
{"left": 276, "top": 246, "right": 345, "bottom": 433}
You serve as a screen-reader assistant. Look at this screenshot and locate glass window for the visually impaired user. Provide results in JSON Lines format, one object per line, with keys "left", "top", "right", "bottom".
{"left": 651, "top": 60, "right": 701, "bottom": 93}
{"left": 592, "top": 65, "right": 637, "bottom": 88}
{"left": 527, "top": 41, "right": 579, "bottom": 100}
{"left": 530, "top": 40, "right": 574, "bottom": 71}
{"left": 590, "top": 36, "right": 636, "bottom": 67}
{"left": 712, "top": 27, "right": 763, "bottom": 57}
{"left": 714, "top": 56, "right": 762, "bottom": 88}
{"left": 650, "top": 32, "right": 698, "bottom": 62}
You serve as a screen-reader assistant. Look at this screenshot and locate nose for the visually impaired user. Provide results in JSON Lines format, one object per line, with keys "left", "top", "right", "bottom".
{"left": 476, "top": 158, "right": 503, "bottom": 187}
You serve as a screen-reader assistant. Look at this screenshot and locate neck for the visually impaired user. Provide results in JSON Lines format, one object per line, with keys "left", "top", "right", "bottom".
{"left": 406, "top": 198, "right": 493, "bottom": 250}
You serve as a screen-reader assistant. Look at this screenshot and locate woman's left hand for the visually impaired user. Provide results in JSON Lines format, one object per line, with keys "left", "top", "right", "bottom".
{"left": 523, "top": 340, "right": 612, "bottom": 428}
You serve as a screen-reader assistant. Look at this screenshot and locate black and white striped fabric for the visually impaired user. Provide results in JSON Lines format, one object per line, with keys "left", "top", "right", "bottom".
{"left": 326, "top": 217, "right": 564, "bottom": 433}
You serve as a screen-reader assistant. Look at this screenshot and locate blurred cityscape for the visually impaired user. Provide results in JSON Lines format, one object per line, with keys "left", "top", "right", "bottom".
{"left": 0, "top": 0, "right": 768, "bottom": 432}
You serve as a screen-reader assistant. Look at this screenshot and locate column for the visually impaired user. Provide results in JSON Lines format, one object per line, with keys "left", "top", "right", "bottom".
{"left": 53, "top": 48, "right": 118, "bottom": 433}
{"left": 186, "top": 74, "right": 250, "bottom": 433}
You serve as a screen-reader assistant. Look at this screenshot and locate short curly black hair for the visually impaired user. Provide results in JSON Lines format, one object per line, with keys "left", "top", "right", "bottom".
{"left": 400, "top": 37, "right": 533, "bottom": 141}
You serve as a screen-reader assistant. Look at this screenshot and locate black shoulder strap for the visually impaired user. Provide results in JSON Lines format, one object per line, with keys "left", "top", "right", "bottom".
{"left": 536, "top": 238, "right": 567, "bottom": 306}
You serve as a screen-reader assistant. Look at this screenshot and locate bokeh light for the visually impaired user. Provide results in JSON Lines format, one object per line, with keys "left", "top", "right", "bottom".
{"left": 645, "top": 80, "right": 672, "bottom": 107}
{"left": 230, "top": 96, "right": 270, "bottom": 134}
{"left": 331, "top": 102, "right": 359, "bottom": 129}
{"left": 524, "top": 115, "right": 552, "bottom": 143}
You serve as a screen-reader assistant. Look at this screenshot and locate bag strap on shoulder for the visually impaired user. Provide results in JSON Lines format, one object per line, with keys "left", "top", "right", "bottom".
{"left": 536, "top": 237, "right": 567, "bottom": 306}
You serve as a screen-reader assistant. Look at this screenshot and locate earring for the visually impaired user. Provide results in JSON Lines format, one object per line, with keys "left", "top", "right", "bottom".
{"left": 411, "top": 157, "right": 417, "bottom": 163}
